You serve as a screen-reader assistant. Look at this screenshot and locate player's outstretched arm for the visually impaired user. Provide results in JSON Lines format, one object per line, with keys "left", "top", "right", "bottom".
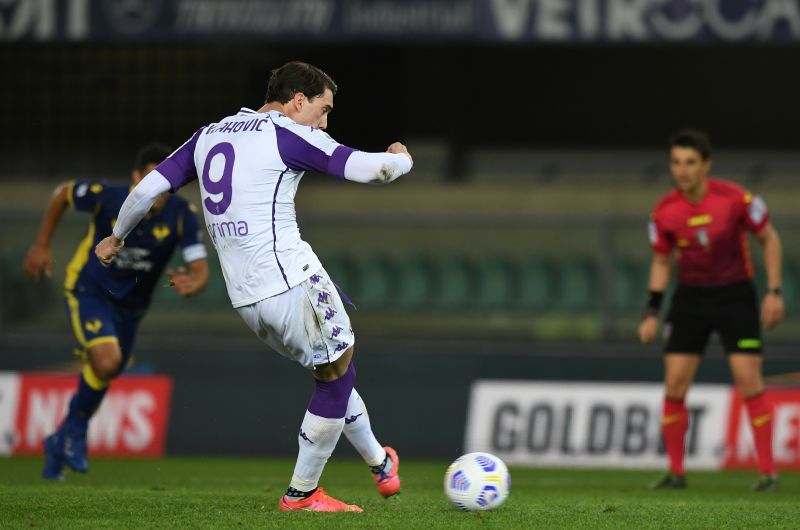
{"left": 95, "top": 171, "right": 171, "bottom": 264}
{"left": 167, "top": 260, "right": 209, "bottom": 297}
{"left": 343, "top": 142, "right": 413, "bottom": 185}
{"left": 23, "top": 181, "right": 71, "bottom": 281}
{"left": 756, "top": 223, "right": 784, "bottom": 329}
{"left": 638, "top": 253, "right": 672, "bottom": 343}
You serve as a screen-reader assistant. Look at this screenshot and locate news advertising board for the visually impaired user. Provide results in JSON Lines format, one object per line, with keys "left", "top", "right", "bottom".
{"left": 0, "top": 372, "right": 173, "bottom": 457}
{"left": 465, "top": 381, "right": 800, "bottom": 470}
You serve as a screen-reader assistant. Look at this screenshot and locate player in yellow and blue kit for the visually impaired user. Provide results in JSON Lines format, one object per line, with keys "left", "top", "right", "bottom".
{"left": 23, "top": 143, "right": 209, "bottom": 480}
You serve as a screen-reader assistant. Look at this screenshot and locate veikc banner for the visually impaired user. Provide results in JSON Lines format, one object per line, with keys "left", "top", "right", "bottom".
{"left": 465, "top": 381, "right": 800, "bottom": 470}
{"left": 2, "top": 0, "right": 800, "bottom": 43}
{"left": 0, "top": 372, "right": 173, "bottom": 457}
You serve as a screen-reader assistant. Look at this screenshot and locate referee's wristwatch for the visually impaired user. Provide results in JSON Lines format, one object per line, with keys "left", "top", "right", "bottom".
{"left": 767, "top": 287, "right": 782, "bottom": 296}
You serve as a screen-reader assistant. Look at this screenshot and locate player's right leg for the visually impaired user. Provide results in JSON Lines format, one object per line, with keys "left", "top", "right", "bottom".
{"left": 650, "top": 353, "right": 701, "bottom": 489}
{"left": 237, "top": 270, "right": 362, "bottom": 512}
{"left": 650, "top": 291, "right": 710, "bottom": 490}
{"left": 43, "top": 293, "right": 122, "bottom": 480}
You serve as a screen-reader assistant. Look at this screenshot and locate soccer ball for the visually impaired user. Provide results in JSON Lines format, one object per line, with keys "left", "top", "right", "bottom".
{"left": 444, "top": 452, "right": 510, "bottom": 511}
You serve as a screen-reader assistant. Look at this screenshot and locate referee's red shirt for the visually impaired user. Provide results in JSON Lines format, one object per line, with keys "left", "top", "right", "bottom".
{"left": 649, "top": 178, "right": 769, "bottom": 286}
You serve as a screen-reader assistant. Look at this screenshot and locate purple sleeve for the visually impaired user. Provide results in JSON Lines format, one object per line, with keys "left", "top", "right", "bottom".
{"left": 275, "top": 124, "right": 356, "bottom": 179}
{"left": 156, "top": 128, "right": 203, "bottom": 192}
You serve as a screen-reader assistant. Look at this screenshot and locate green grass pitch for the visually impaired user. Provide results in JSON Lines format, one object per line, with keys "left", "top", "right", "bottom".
{"left": 0, "top": 457, "right": 796, "bottom": 529}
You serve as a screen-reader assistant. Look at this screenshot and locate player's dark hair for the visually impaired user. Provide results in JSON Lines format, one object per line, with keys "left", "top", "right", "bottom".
{"left": 265, "top": 61, "right": 337, "bottom": 104}
{"left": 134, "top": 143, "right": 172, "bottom": 172}
{"left": 669, "top": 129, "right": 711, "bottom": 160}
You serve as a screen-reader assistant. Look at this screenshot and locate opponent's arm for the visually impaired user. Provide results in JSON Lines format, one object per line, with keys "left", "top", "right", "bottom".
{"left": 755, "top": 222, "right": 784, "bottom": 329}
{"left": 95, "top": 171, "right": 171, "bottom": 263}
{"left": 343, "top": 142, "right": 413, "bottom": 184}
{"left": 23, "top": 181, "right": 71, "bottom": 281}
{"left": 638, "top": 253, "right": 672, "bottom": 343}
{"left": 167, "top": 259, "right": 209, "bottom": 297}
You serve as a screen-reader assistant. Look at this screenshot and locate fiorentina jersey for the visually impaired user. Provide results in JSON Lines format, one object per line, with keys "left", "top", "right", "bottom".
{"left": 648, "top": 178, "right": 769, "bottom": 286}
{"left": 156, "top": 108, "right": 357, "bottom": 308}
{"left": 65, "top": 179, "right": 207, "bottom": 308}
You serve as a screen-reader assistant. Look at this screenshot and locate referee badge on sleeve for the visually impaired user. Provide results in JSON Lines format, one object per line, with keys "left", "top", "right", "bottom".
{"left": 648, "top": 221, "right": 658, "bottom": 245}
{"left": 748, "top": 195, "right": 767, "bottom": 225}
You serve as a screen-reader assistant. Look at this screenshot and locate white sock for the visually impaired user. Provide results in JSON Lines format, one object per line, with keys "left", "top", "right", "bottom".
{"left": 343, "top": 388, "right": 387, "bottom": 468}
{"left": 287, "top": 410, "right": 344, "bottom": 497}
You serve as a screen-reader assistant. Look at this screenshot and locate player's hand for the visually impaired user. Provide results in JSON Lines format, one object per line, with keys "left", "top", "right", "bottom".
{"left": 638, "top": 315, "right": 659, "bottom": 343}
{"left": 95, "top": 235, "right": 124, "bottom": 265}
{"left": 167, "top": 266, "right": 199, "bottom": 297}
{"left": 387, "top": 142, "right": 412, "bottom": 164}
{"left": 23, "top": 244, "right": 53, "bottom": 281}
{"left": 761, "top": 293, "right": 784, "bottom": 329}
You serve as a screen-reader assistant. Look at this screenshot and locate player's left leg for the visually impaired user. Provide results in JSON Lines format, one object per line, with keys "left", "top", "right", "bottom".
{"left": 719, "top": 283, "right": 777, "bottom": 491}
{"left": 342, "top": 383, "right": 400, "bottom": 497}
{"left": 728, "top": 353, "right": 778, "bottom": 491}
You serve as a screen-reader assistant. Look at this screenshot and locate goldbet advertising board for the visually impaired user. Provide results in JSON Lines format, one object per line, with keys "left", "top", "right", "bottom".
{"left": 465, "top": 381, "right": 800, "bottom": 470}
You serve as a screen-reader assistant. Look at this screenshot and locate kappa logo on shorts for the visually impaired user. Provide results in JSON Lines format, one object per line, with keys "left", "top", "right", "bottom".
{"left": 309, "top": 274, "right": 321, "bottom": 284}
{"left": 317, "top": 292, "right": 331, "bottom": 306}
{"left": 324, "top": 308, "right": 337, "bottom": 321}
{"left": 335, "top": 341, "right": 349, "bottom": 353}
{"left": 331, "top": 325, "right": 343, "bottom": 339}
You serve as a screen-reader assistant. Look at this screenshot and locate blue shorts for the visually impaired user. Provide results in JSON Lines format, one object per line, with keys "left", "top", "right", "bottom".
{"left": 63, "top": 290, "right": 142, "bottom": 370}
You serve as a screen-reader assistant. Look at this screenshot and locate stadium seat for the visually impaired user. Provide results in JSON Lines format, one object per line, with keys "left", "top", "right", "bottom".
{"left": 612, "top": 259, "right": 648, "bottom": 311}
{"left": 474, "top": 255, "right": 516, "bottom": 309}
{"left": 433, "top": 255, "right": 475, "bottom": 310}
{"left": 554, "top": 257, "right": 597, "bottom": 311}
{"left": 353, "top": 253, "right": 395, "bottom": 310}
{"left": 395, "top": 254, "right": 436, "bottom": 310}
{"left": 517, "top": 256, "right": 554, "bottom": 310}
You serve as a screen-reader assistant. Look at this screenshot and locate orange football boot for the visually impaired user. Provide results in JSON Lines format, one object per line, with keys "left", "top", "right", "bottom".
{"left": 278, "top": 487, "right": 363, "bottom": 512}
{"left": 374, "top": 446, "right": 401, "bottom": 498}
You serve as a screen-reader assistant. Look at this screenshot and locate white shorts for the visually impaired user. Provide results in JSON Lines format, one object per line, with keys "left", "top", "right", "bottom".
{"left": 236, "top": 268, "right": 355, "bottom": 370}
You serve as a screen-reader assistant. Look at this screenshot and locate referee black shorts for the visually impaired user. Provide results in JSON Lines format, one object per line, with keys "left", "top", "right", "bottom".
{"left": 663, "top": 280, "right": 762, "bottom": 355}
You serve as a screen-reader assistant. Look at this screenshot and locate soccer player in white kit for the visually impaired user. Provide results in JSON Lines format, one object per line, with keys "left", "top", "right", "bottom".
{"left": 95, "top": 62, "right": 413, "bottom": 512}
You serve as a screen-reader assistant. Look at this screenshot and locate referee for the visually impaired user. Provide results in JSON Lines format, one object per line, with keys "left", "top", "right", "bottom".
{"left": 638, "top": 129, "right": 784, "bottom": 492}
